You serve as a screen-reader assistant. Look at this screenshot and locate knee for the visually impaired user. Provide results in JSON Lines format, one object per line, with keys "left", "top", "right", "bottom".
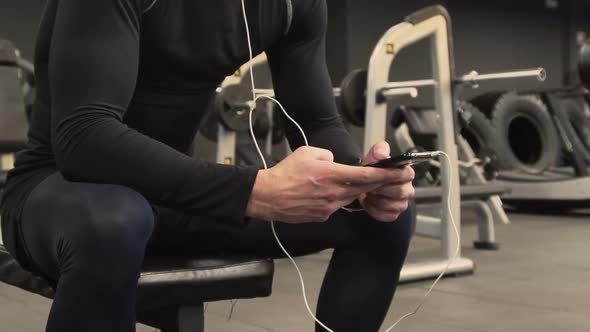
{"left": 60, "top": 186, "right": 155, "bottom": 271}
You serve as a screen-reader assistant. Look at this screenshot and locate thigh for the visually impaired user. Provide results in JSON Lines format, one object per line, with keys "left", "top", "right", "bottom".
{"left": 19, "top": 172, "right": 154, "bottom": 283}
{"left": 145, "top": 206, "right": 234, "bottom": 255}
{"left": 220, "top": 205, "right": 416, "bottom": 259}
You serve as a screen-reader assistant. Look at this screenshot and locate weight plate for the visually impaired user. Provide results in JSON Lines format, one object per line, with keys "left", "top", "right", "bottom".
{"left": 339, "top": 69, "right": 368, "bottom": 127}
{"left": 216, "top": 84, "right": 256, "bottom": 132}
{"left": 580, "top": 43, "right": 590, "bottom": 89}
{"left": 271, "top": 104, "right": 287, "bottom": 144}
{"left": 199, "top": 100, "right": 220, "bottom": 142}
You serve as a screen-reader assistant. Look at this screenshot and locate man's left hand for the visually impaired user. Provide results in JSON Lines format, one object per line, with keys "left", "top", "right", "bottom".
{"left": 360, "top": 141, "right": 416, "bottom": 222}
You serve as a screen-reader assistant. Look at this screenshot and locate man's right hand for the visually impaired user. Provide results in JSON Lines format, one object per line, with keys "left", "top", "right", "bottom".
{"left": 245, "top": 146, "right": 406, "bottom": 223}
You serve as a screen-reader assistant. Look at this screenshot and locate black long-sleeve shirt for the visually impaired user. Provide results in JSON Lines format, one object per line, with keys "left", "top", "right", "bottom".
{"left": 1, "top": 0, "right": 361, "bottom": 256}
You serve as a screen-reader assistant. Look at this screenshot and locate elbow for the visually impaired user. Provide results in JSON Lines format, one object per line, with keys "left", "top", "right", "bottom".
{"left": 52, "top": 123, "right": 87, "bottom": 182}
{"left": 53, "top": 144, "right": 84, "bottom": 182}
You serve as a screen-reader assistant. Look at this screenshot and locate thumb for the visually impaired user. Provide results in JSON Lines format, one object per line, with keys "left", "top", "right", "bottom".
{"left": 363, "top": 141, "right": 390, "bottom": 165}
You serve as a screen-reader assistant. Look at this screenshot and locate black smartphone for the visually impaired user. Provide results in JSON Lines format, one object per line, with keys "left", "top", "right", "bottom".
{"left": 365, "top": 151, "right": 440, "bottom": 169}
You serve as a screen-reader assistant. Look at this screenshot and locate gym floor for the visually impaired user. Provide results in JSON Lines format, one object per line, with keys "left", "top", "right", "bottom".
{"left": 0, "top": 210, "right": 588, "bottom": 332}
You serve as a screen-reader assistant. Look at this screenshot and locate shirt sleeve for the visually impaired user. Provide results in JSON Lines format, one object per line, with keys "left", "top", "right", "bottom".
{"left": 49, "top": 0, "right": 257, "bottom": 226}
{"left": 266, "top": 0, "right": 362, "bottom": 166}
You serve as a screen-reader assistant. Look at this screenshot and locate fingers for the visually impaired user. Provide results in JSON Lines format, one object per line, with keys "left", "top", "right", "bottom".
{"left": 298, "top": 146, "right": 334, "bottom": 162}
{"left": 363, "top": 141, "right": 391, "bottom": 166}
{"left": 371, "top": 181, "right": 416, "bottom": 199}
{"left": 364, "top": 193, "right": 412, "bottom": 222}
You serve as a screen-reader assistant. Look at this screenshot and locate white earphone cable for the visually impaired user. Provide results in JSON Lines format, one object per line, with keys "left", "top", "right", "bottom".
{"left": 240, "top": 2, "right": 460, "bottom": 331}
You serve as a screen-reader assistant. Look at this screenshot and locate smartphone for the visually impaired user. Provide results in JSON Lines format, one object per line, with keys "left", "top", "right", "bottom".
{"left": 365, "top": 151, "right": 440, "bottom": 169}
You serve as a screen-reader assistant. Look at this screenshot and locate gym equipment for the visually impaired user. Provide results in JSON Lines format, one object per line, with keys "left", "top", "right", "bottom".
{"left": 488, "top": 48, "right": 590, "bottom": 210}
{"left": 492, "top": 92, "right": 590, "bottom": 210}
{"left": 0, "top": 39, "right": 30, "bottom": 152}
{"left": 491, "top": 93, "right": 560, "bottom": 173}
{"left": 339, "top": 69, "right": 367, "bottom": 126}
{"left": 561, "top": 98, "right": 590, "bottom": 161}
{"left": 457, "top": 100, "right": 496, "bottom": 156}
{"left": 339, "top": 69, "right": 418, "bottom": 127}
{"left": 363, "top": 6, "right": 544, "bottom": 281}
{"left": 0, "top": 243, "right": 274, "bottom": 332}
{"left": 364, "top": 6, "right": 469, "bottom": 281}
{"left": 0, "top": 48, "right": 275, "bottom": 331}
{"left": 580, "top": 42, "right": 590, "bottom": 88}
{"left": 215, "top": 84, "right": 257, "bottom": 133}
{"left": 392, "top": 101, "right": 496, "bottom": 157}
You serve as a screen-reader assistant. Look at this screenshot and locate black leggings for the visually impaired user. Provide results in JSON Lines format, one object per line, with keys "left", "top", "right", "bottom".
{"left": 17, "top": 172, "right": 414, "bottom": 332}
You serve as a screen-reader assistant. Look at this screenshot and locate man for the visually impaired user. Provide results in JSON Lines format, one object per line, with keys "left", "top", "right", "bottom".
{"left": 0, "top": 0, "right": 416, "bottom": 331}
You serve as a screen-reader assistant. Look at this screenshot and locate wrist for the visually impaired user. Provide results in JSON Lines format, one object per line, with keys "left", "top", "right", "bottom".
{"left": 245, "top": 169, "right": 275, "bottom": 220}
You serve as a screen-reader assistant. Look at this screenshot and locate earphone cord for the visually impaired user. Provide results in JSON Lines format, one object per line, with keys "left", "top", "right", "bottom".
{"left": 240, "top": 1, "right": 460, "bottom": 331}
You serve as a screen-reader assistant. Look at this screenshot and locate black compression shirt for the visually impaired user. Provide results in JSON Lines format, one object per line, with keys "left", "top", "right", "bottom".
{"left": 1, "top": 0, "right": 361, "bottom": 254}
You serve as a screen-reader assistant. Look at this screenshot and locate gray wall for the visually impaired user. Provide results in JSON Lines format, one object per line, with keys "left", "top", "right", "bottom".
{"left": 0, "top": 0, "right": 45, "bottom": 60}
{"left": 326, "top": 0, "right": 574, "bottom": 100}
{"left": 1, "top": 0, "right": 586, "bottom": 94}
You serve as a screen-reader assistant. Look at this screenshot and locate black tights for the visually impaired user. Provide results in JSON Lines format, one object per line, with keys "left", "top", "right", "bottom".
{"left": 17, "top": 172, "right": 414, "bottom": 332}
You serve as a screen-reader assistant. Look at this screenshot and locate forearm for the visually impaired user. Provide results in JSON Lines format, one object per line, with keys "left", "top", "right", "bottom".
{"left": 54, "top": 113, "right": 258, "bottom": 225}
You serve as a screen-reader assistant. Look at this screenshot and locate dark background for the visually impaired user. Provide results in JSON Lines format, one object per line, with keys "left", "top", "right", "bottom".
{"left": 325, "top": 0, "right": 590, "bottom": 99}
{"left": 1, "top": 0, "right": 589, "bottom": 99}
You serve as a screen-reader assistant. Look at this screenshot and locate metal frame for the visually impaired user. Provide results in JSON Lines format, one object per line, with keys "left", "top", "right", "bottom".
{"left": 363, "top": 12, "right": 471, "bottom": 282}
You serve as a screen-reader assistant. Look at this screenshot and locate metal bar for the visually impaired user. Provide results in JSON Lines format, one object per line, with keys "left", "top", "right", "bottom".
{"left": 381, "top": 87, "right": 419, "bottom": 99}
{"left": 216, "top": 125, "right": 236, "bottom": 165}
{"left": 400, "top": 258, "right": 474, "bottom": 283}
{"left": 15, "top": 57, "right": 34, "bottom": 76}
{"left": 414, "top": 215, "right": 442, "bottom": 239}
{"left": 253, "top": 88, "right": 342, "bottom": 97}
{"left": 382, "top": 79, "right": 437, "bottom": 90}
{"left": 460, "top": 68, "right": 546, "bottom": 84}
{"left": 430, "top": 16, "right": 462, "bottom": 261}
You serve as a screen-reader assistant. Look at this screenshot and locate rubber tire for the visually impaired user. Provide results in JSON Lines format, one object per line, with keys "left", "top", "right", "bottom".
{"left": 458, "top": 100, "right": 496, "bottom": 156}
{"left": 469, "top": 91, "right": 507, "bottom": 117}
{"left": 562, "top": 98, "right": 590, "bottom": 162}
{"left": 491, "top": 93, "right": 560, "bottom": 173}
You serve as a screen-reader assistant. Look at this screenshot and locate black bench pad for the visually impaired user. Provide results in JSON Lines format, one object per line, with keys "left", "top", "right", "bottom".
{"left": 0, "top": 244, "right": 274, "bottom": 312}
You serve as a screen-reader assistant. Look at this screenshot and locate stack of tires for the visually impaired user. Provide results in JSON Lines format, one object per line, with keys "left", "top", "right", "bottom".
{"left": 470, "top": 92, "right": 590, "bottom": 173}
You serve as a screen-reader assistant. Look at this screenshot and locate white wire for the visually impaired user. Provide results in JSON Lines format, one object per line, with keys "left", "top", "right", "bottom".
{"left": 241, "top": 1, "right": 332, "bottom": 331}
{"left": 383, "top": 151, "right": 460, "bottom": 332}
{"left": 241, "top": 2, "right": 459, "bottom": 331}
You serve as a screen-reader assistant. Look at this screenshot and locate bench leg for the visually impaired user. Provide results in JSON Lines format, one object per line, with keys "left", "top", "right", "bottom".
{"left": 464, "top": 200, "right": 499, "bottom": 250}
{"left": 138, "top": 303, "right": 204, "bottom": 332}
{"left": 178, "top": 305, "right": 205, "bottom": 332}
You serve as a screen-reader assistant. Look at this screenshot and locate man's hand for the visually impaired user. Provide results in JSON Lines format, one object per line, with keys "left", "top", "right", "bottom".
{"left": 360, "top": 141, "right": 416, "bottom": 222}
{"left": 246, "top": 146, "right": 402, "bottom": 223}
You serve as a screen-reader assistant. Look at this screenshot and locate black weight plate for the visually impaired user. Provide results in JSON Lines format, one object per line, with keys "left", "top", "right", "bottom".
{"left": 580, "top": 43, "right": 590, "bottom": 89}
{"left": 271, "top": 104, "right": 287, "bottom": 144}
{"left": 339, "top": 69, "right": 368, "bottom": 127}
{"left": 199, "top": 100, "right": 221, "bottom": 142}
{"left": 253, "top": 109, "right": 271, "bottom": 139}
{"left": 216, "top": 84, "right": 256, "bottom": 132}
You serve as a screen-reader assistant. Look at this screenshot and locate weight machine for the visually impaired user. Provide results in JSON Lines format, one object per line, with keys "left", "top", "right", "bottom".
{"left": 363, "top": 6, "right": 544, "bottom": 282}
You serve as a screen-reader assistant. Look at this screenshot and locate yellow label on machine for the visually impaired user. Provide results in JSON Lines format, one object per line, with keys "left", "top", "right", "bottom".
{"left": 1, "top": 153, "right": 15, "bottom": 171}
{"left": 224, "top": 157, "right": 233, "bottom": 165}
{"left": 386, "top": 43, "right": 395, "bottom": 54}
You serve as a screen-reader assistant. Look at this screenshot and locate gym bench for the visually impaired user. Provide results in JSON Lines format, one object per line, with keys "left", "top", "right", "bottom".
{"left": 0, "top": 171, "right": 274, "bottom": 332}
{"left": 414, "top": 183, "right": 511, "bottom": 250}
